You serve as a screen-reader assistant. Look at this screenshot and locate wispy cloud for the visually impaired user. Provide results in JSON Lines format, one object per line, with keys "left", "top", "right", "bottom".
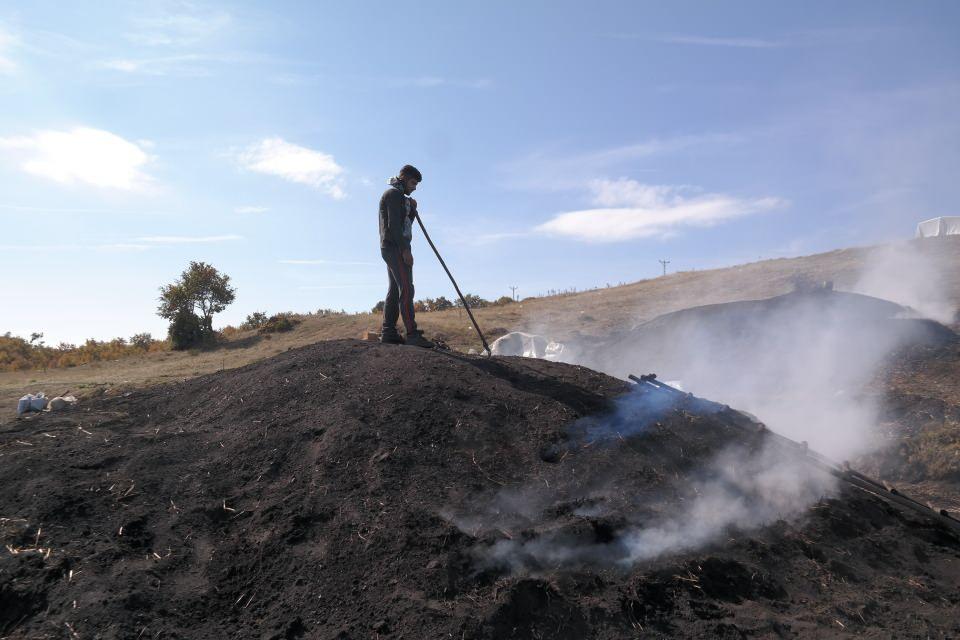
{"left": 125, "top": 7, "right": 231, "bottom": 47}
{"left": 0, "top": 25, "right": 18, "bottom": 74}
{"left": 611, "top": 27, "right": 894, "bottom": 49}
{"left": 236, "top": 137, "right": 346, "bottom": 199}
{"left": 270, "top": 71, "right": 493, "bottom": 91}
{"left": 388, "top": 76, "right": 493, "bottom": 89}
{"left": 535, "top": 178, "right": 784, "bottom": 242}
{"left": 279, "top": 259, "right": 376, "bottom": 266}
{"left": 655, "top": 34, "right": 784, "bottom": 48}
{"left": 0, "top": 127, "right": 154, "bottom": 190}
{"left": 235, "top": 205, "right": 269, "bottom": 214}
{"left": 503, "top": 133, "right": 740, "bottom": 190}
{"left": 135, "top": 234, "right": 242, "bottom": 244}
{"left": 98, "top": 53, "right": 228, "bottom": 76}
{"left": 95, "top": 243, "right": 152, "bottom": 252}
{"left": 0, "top": 203, "right": 174, "bottom": 215}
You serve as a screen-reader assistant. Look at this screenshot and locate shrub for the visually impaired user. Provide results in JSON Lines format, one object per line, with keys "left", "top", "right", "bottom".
{"left": 258, "top": 313, "right": 299, "bottom": 334}
{"left": 0, "top": 331, "right": 167, "bottom": 371}
{"left": 241, "top": 311, "right": 268, "bottom": 330}
{"left": 455, "top": 294, "right": 489, "bottom": 309}
{"left": 130, "top": 333, "right": 153, "bottom": 350}
{"left": 219, "top": 325, "right": 242, "bottom": 339}
{"left": 432, "top": 296, "right": 454, "bottom": 311}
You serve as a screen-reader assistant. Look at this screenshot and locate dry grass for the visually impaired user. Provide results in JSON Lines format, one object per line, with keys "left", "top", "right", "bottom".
{"left": 2, "top": 238, "right": 959, "bottom": 426}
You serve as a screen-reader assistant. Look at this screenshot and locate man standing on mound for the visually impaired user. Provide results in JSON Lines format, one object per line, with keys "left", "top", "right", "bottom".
{"left": 379, "top": 164, "right": 434, "bottom": 348}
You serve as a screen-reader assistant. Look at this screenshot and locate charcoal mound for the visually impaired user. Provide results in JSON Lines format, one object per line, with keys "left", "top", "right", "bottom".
{"left": 566, "top": 289, "right": 957, "bottom": 381}
{"left": 1, "top": 339, "right": 958, "bottom": 639}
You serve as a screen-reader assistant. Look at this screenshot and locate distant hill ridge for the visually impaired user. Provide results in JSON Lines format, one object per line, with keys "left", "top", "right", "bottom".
{"left": 2, "top": 237, "right": 958, "bottom": 415}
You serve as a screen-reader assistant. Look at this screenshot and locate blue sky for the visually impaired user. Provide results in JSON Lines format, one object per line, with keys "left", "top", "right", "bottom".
{"left": 1, "top": 1, "right": 958, "bottom": 344}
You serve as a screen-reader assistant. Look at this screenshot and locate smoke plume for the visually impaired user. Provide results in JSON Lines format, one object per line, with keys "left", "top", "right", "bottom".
{"left": 452, "top": 241, "right": 954, "bottom": 573}
{"left": 853, "top": 240, "right": 956, "bottom": 325}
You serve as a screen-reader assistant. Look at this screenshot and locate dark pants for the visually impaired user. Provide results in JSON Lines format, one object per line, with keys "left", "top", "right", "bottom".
{"left": 381, "top": 246, "right": 417, "bottom": 335}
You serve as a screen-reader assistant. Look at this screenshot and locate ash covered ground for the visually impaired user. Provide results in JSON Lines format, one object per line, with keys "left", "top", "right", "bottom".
{"left": 2, "top": 339, "right": 959, "bottom": 639}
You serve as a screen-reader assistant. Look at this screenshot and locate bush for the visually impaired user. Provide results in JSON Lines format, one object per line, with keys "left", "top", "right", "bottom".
{"left": 493, "top": 296, "right": 515, "bottom": 306}
{"left": 258, "top": 313, "right": 299, "bottom": 334}
{"left": 0, "top": 331, "right": 167, "bottom": 371}
{"left": 241, "top": 311, "right": 268, "bottom": 330}
{"left": 455, "top": 293, "right": 489, "bottom": 309}
{"left": 371, "top": 300, "right": 385, "bottom": 314}
{"left": 219, "top": 325, "right": 242, "bottom": 339}
{"left": 432, "top": 296, "right": 454, "bottom": 311}
{"left": 168, "top": 310, "right": 206, "bottom": 350}
{"left": 130, "top": 333, "right": 153, "bottom": 350}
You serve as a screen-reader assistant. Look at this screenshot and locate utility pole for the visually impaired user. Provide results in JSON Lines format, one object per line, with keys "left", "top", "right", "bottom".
{"left": 509, "top": 285, "right": 518, "bottom": 301}
{"left": 659, "top": 259, "right": 670, "bottom": 276}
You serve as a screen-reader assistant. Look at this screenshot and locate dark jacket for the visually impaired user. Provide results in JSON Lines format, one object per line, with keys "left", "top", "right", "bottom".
{"left": 379, "top": 185, "right": 414, "bottom": 251}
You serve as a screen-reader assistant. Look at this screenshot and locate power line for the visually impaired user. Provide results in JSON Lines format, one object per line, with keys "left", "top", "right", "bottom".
{"left": 659, "top": 259, "right": 670, "bottom": 276}
{"left": 509, "top": 285, "right": 518, "bottom": 301}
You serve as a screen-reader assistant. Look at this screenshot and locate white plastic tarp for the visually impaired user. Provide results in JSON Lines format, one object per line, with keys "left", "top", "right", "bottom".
{"left": 490, "top": 332, "right": 566, "bottom": 360}
{"left": 916, "top": 216, "right": 960, "bottom": 238}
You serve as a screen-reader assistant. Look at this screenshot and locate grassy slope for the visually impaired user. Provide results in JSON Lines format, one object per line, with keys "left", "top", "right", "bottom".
{"left": 2, "top": 237, "right": 958, "bottom": 425}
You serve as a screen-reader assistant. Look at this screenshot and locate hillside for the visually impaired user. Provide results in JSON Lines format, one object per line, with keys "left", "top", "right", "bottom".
{"left": 2, "top": 341, "right": 958, "bottom": 639}
{"left": 3, "top": 237, "right": 958, "bottom": 421}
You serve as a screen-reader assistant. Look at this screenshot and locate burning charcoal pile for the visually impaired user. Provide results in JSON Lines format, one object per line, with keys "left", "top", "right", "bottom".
{"left": 1, "top": 339, "right": 958, "bottom": 639}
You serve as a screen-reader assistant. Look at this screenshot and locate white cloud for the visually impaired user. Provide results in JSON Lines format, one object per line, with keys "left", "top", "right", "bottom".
{"left": 656, "top": 34, "right": 784, "bottom": 48}
{"left": 0, "top": 127, "right": 154, "bottom": 190}
{"left": 136, "top": 235, "right": 242, "bottom": 244}
{"left": 235, "top": 205, "right": 269, "bottom": 214}
{"left": 237, "top": 137, "right": 346, "bottom": 199}
{"left": 536, "top": 178, "right": 784, "bottom": 242}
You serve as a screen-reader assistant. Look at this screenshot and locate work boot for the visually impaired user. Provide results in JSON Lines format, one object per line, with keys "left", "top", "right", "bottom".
{"left": 380, "top": 329, "right": 404, "bottom": 345}
{"left": 404, "top": 331, "right": 435, "bottom": 349}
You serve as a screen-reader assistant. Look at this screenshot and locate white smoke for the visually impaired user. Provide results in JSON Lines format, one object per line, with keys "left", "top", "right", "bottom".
{"left": 852, "top": 240, "right": 957, "bottom": 325}
{"left": 475, "top": 441, "right": 835, "bottom": 572}
{"left": 445, "top": 384, "right": 839, "bottom": 573}
{"left": 452, "top": 240, "right": 955, "bottom": 572}
{"left": 566, "top": 289, "right": 924, "bottom": 461}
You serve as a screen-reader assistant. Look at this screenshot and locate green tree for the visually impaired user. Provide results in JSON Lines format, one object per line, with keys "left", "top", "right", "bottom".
{"left": 158, "top": 261, "right": 236, "bottom": 348}
{"left": 168, "top": 309, "right": 204, "bottom": 350}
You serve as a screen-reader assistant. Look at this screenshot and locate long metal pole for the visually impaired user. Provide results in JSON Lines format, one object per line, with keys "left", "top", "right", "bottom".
{"left": 414, "top": 212, "right": 491, "bottom": 355}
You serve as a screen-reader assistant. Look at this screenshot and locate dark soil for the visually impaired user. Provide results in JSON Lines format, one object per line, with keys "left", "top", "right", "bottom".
{"left": 1, "top": 339, "right": 959, "bottom": 639}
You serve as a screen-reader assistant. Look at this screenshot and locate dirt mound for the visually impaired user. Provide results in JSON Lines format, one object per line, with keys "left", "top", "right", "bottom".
{"left": 1, "top": 340, "right": 959, "bottom": 639}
